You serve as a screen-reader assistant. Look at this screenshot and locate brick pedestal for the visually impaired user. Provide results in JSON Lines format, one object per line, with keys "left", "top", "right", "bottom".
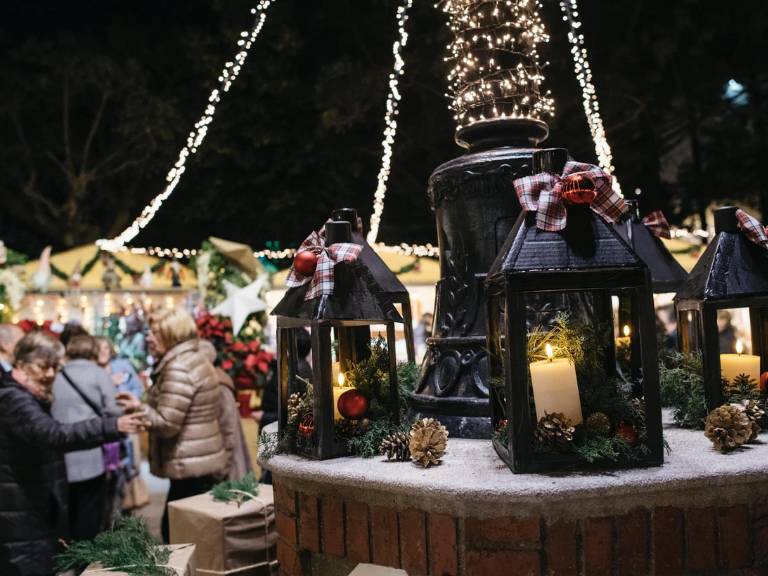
{"left": 262, "top": 420, "right": 768, "bottom": 576}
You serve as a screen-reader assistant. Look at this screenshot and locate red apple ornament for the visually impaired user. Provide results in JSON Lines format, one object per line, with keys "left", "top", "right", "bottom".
{"left": 761, "top": 371, "right": 768, "bottom": 392}
{"left": 561, "top": 172, "right": 597, "bottom": 205}
{"left": 337, "top": 389, "right": 369, "bottom": 420}
{"left": 293, "top": 251, "right": 318, "bottom": 277}
{"left": 298, "top": 414, "right": 315, "bottom": 438}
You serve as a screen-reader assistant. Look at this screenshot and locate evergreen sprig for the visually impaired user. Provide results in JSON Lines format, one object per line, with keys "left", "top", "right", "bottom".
{"left": 346, "top": 418, "right": 411, "bottom": 458}
{"left": 55, "top": 517, "right": 171, "bottom": 576}
{"left": 659, "top": 351, "right": 708, "bottom": 429}
{"left": 211, "top": 472, "right": 260, "bottom": 505}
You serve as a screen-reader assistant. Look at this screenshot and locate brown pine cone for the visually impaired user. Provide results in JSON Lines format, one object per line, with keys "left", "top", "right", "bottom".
{"left": 735, "top": 399, "right": 765, "bottom": 442}
{"left": 409, "top": 418, "right": 448, "bottom": 468}
{"left": 704, "top": 404, "right": 752, "bottom": 453}
{"left": 379, "top": 432, "right": 411, "bottom": 461}
{"left": 534, "top": 412, "right": 575, "bottom": 453}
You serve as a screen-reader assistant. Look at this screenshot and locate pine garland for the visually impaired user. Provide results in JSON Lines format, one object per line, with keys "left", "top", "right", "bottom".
{"left": 659, "top": 352, "right": 708, "bottom": 429}
{"left": 211, "top": 472, "right": 260, "bottom": 505}
{"left": 346, "top": 418, "right": 411, "bottom": 458}
{"left": 55, "top": 517, "right": 172, "bottom": 576}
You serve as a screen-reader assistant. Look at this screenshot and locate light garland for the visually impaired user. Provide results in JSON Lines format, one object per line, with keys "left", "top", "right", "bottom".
{"left": 127, "top": 241, "right": 440, "bottom": 261}
{"left": 97, "top": 0, "right": 277, "bottom": 252}
{"left": 367, "top": 0, "right": 414, "bottom": 245}
{"left": 440, "top": 0, "right": 555, "bottom": 129}
{"left": 559, "top": 0, "right": 622, "bottom": 196}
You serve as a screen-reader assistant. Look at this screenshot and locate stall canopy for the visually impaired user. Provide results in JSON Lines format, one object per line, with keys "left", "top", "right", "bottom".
{"left": 22, "top": 245, "right": 197, "bottom": 292}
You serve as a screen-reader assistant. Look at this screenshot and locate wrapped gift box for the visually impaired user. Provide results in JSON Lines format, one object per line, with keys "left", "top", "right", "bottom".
{"left": 82, "top": 544, "right": 197, "bottom": 576}
{"left": 169, "top": 485, "right": 277, "bottom": 576}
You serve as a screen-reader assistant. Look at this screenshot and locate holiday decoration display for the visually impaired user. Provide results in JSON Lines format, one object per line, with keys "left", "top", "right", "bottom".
{"left": 440, "top": 0, "right": 554, "bottom": 130}
{"left": 379, "top": 431, "right": 411, "bottom": 461}
{"left": 675, "top": 206, "right": 768, "bottom": 410}
{"left": 486, "top": 148, "right": 663, "bottom": 473}
{"left": 274, "top": 220, "right": 410, "bottom": 459}
{"left": 704, "top": 404, "right": 752, "bottom": 453}
{"left": 409, "top": 418, "right": 448, "bottom": 468}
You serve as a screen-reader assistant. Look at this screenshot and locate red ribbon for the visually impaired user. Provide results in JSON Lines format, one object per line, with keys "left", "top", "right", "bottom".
{"left": 286, "top": 231, "right": 362, "bottom": 300}
{"left": 513, "top": 161, "right": 626, "bottom": 231}
{"left": 642, "top": 210, "right": 672, "bottom": 239}
{"left": 736, "top": 209, "right": 768, "bottom": 250}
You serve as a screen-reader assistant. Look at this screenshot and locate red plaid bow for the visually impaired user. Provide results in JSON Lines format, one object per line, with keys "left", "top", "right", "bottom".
{"left": 736, "top": 209, "right": 768, "bottom": 250}
{"left": 513, "top": 161, "right": 626, "bottom": 231}
{"left": 642, "top": 210, "right": 671, "bottom": 239}
{"left": 286, "top": 231, "right": 363, "bottom": 300}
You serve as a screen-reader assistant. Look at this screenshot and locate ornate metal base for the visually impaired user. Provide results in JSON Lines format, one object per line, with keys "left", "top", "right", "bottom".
{"left": 410, "top": 336, "right": 490, "bottom": 438}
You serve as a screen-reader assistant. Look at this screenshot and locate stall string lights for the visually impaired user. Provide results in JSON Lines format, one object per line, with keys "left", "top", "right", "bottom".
{"left": 367, "top": 0, "right": 414, "bottom": 244}
{"left": 559, "top": 0, "right": 622, "bottom": 196}
{"left": 97, "top": 0, "right": 277, "bottom": 253}
{"left": 440, "top": 0, "right": 555, "bottom": 129}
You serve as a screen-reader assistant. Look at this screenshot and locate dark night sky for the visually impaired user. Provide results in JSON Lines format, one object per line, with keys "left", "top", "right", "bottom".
{"left": 1, "top": 1, "right": 767, "bottom": 255}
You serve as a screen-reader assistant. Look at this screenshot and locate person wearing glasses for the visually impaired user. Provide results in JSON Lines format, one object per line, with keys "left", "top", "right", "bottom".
{"left": 0, "top": 331, "right": 144, "bottom": 576}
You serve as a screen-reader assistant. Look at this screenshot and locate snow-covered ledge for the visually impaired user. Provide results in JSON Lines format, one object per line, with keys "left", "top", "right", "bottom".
{"left": 262, "top": 414, "right": 768, "bottom": 575}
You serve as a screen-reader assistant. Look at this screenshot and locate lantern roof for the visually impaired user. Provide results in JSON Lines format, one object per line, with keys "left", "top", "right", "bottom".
{"left": 615, "top": 201, "right": 688, "bottom": 293}
{"left": 272, "top": 219, "right": 403, "bottom": 323}
{"left": 675, "top": 206, "right": 768, "bottom": 302}
{"left": 489, "top": 207, "right": 643, "bottom": 279}
{"left": 331, "top": 207, "right": 410, "bottom": 297}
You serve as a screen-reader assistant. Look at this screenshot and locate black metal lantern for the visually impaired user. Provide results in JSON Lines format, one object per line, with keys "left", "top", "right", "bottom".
{"left": 272, "top": 221, "right": 403, "bottom": 460}
{"left": 486, "top": 157, "right": 663, "bottom": 473}
{"left": 330, "top": 207, "right": 415, "bottom": 364}
{"left": 614, "top": 201, "right": 688, "bottom": 386}
{"left": 675, "top": 206, "right": 768, "bottom": 410}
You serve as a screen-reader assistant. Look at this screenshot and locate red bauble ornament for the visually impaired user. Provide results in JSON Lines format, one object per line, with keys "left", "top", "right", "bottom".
{"left": 615, "top": 422, "right": 639, "bottom": 446}
{"left": 298, "top": 414, "right": 315, "bottom": 438}
{"left": 761, "top": 371, "right": 768, "bottom": 392}
{"left": 561, "top": 173, "right": 597, "bottom": 206}
{"left": 337, "top": 389, "right": 369, "bottom": 420}
{"left": 293, "top": 251, "right": 318, "bottom": 277}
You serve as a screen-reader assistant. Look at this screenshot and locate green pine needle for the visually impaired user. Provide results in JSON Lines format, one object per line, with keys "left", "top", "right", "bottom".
{"left": 55, "top": 517, "right": 172, "bottom": 576}
{"left": 211, "top": 472, "right": 260, "bottom": 505}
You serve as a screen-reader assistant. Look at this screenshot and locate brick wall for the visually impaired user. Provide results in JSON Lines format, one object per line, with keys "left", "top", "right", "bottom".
{"left": 273, "top": 480, "right": 768, "bottom": 576}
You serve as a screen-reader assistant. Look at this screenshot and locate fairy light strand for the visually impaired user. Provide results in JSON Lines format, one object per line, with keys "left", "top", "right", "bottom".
{"left": 97, "top": 0, "right": 277, "bottom": 252}
{"left": 440, "top": 0, "right": 555, "bottom": 129}
{"left": 559, "top": 0, "right": 622, "bottom": 196}
{"left": 367, "top": 0, "right": 414, "bottom": 244}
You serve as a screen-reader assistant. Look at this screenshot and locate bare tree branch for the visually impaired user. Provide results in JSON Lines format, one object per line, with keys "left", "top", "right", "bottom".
{"left": 81, "top": 89, "right": 110, "bottom": 172}
{"left": 62, "top": 72, "right": 73, "bottom": 171}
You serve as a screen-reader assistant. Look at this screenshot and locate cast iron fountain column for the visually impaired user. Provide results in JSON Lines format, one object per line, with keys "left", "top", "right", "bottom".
{"left": 410, "top": 119, "right": 551, "bottom": 438}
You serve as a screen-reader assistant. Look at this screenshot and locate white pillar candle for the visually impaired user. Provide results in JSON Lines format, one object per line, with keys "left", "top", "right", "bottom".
{"left": 529, "top": 344, "right": 583, "bottom": 425}
{"left": 721, "top": 340, "right": 761, "bottom": 386}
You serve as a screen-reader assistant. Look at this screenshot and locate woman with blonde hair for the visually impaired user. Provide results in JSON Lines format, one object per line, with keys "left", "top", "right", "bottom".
{"left": 117, "top": 308, "right": 227, "bottom": 542}
{"left": 0, "top": 331, "right": 143, "bottom": 576}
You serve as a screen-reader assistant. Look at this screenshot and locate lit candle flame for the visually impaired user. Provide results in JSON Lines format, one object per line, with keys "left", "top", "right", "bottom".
{"left": 622, "top": 325, "right": 630, "bottom": 337}
{"left": 545, "top": 343, "right": 553, "bottom": 361}
{"left": 736, "top": 339, "right": 743, "bottom": 356}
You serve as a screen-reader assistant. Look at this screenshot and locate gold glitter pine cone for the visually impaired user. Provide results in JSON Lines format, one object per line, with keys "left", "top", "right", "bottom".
{"left": 704, "top": 404, "right": 752, "bottom": 453}
{"left": 409, "top": 418, "right": 448, "bottom": 468}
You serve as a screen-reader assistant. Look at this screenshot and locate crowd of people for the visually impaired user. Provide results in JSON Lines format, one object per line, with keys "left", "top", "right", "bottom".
{"left": 0, "top": 308, "right": 252, "bottom": 576}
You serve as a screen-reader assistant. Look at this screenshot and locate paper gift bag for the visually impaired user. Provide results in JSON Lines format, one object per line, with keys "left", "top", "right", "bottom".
{"left": 81, "top": 544, "right": 197, "bottom": 576}
{"left": 169, "top": 485, "right": 277, "bottom": 575}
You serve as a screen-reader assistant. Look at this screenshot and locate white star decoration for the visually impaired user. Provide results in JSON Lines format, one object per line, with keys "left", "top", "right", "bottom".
{"left": 212, "top": 276, "right": 268, "bottom": 336}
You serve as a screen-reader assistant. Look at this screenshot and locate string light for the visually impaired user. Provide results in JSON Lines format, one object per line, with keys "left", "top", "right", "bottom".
{"left": 367, "top": 0, "right": 414, "bottom": 244}
{"left": 97, "top": 0, "right": 277, "bottom": 252}
{"left": 126, "top": 241, "right": 440, "bottom": 261}
{"left": 559, "top": 0, "right": 622, "bottom": 196}
{"left": 440, "top": 0, "right": 555, "bottom": 128}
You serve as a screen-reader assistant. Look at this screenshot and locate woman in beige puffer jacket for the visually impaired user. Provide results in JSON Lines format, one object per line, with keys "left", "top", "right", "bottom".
{"left": 117, "top": 308, "right": 228, "bottom": 542}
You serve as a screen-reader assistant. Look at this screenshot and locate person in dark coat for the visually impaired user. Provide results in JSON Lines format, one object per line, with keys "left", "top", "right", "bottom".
{"left": 0, "top": 331, "right": 144, "bottom": 576}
